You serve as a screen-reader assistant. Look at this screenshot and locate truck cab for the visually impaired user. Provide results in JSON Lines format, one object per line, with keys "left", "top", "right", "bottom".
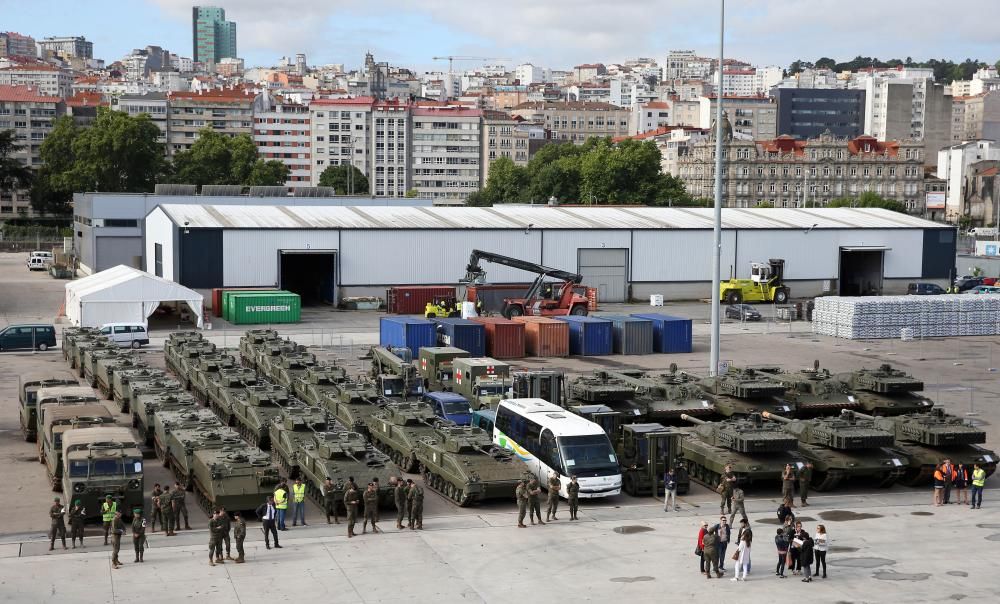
{"left": 423, "top": 391, "right": 473, "bottom": 426}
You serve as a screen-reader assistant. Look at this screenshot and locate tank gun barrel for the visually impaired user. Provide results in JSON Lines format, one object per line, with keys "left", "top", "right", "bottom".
{"left": 847, "top": 410, "right": 876, "bottom": 421}
{"left": 761, "top": 411, "right": 792, "bottom": 423}
{"left": 680, "top": 414, "right": 707, "bottom": 425}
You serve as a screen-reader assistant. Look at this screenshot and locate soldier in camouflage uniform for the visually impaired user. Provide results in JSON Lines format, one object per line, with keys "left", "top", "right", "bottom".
{"left": 344, "top": 481, "right": 360, "bottom": 538}
{"left": 799, "top": 463, "right": 813, "bottom": 506}
{"left": 131, "top": 508, "right": 146, "bottom": 563}
{"left": 407, "top": 480, "right": 424, "bottom": 530}
{"left": 162, "top": 485, "right": 176, "bottom": 536}
{"left": 149, "top": 484, "right": 163, "bottom": 533}
{"left": 110, "top": 511, "right": 125, "bottom": 569}
{"left": 49, "top": 497, "right": 67, "bottom": 551}
{"left": 172, "top": 482, "right": 191, "bottom": 530}
{"left": 567, "top": 475, "right": 580, "bottom": 521}
{"left": 527, "top": 477, "right": 544, "bottom": 525}
{"left": 545, "top": 472, "right": 561, "bottom": 521}
{"left": 323, "top": 477, "right": 340, "bottom": 524}
{"left": 219, "top": 505, "right": 233, "bottom": 560}
{"left": 69, "top": 499, "right": 86, "bottom": 548}
{"left": 208, "top": 509, "right": 224, "bottom": 566}
{"left": 362, "top": 482, "right": 380, "bottom": 534}
{"left": 233, "top": 511, "right": 246, "bottom": 563}
{"left": 393, "top": 476, "right": 407, "bottom": 529}
{"left": 515, "top": 479, "right": 529, "bottom": 528}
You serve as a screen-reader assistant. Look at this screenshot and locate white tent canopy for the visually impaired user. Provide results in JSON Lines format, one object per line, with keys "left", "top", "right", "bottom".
{"left": 65, "top": 265, "right": 204, "bottom": 328}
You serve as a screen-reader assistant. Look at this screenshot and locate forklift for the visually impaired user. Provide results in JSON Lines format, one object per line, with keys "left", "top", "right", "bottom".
{"left": 461, "top": 249, "right": 590, "bottom": 318}
{"left": 719, "top": 258, "right": 790, "bottom": 304}
{"left": 424, "top": 295, "right": 461, "bottom": 318}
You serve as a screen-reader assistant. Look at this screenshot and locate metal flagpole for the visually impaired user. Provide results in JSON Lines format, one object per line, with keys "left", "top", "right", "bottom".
{"left": 710, "top": 0, "right": 726, "bottom": 376}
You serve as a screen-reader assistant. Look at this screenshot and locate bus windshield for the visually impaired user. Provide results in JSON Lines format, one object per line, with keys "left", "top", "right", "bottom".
{"left": 558, "top": 435, "right": 619, "bottom": 477}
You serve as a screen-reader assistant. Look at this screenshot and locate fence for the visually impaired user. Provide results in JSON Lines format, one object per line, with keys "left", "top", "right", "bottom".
{"left": 0, "top": 240, "right": 63, "bottom": 253}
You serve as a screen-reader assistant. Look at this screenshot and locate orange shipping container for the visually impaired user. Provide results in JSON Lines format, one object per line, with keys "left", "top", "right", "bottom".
{"left": 512, "top": 317, "right": 570, "bottom": 357}
{"left": 468, "top": 317, "right": 525, "bottom": 359}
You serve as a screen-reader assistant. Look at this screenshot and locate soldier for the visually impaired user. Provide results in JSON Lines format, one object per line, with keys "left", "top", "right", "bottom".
{"left": 233, "top": 511, "right": 246, "bottom": 564}
{"left": 362, "top": 482, "right": 380, "bottom": 534}
{"left": 208, "top": 509, "right": 224, "bottom": 566}
{"left": 515, "top": 478, "right": 529, "bottom": 527}
{"left": 162, "top": 485, "right": 176, "bottom": 536}
{"left": 150, "top": 483, "right": 163, "bottom": 533}
{"left": 702, "top": 524, "right": 721, "bottom": 579}
{"left": 110, "top": 510, "right": 125, "bottom": 569}
{"left": 219, "top": 505, "right": 233, "bottom": 560}
{"left": 344, "top": 481, "right": 360, "bottom": 538}
{"left": 323, "top": 477, "right": 339, "bottom": 524}
{"left": 69, "top": 499, "right": 86, "bottom": 548}
{"left": 408, "top": 480, "right": 424, "bottom": 530}
{"left": 49, "top": 497, "right": 67, "bottom": 551}
{"left": 393, "top": 476, "right": 407, "bottom": 529}
{"left": 371, "top": 477, "right": 381, "bottom": 522}
{"left": 781, "top": 464, "right": 796, "bottom": 506}
{"left": 131, "top": 508, "right": 146, "bottom": 563}
{"left": 100, "top": 495, "right": 116, "bottom": 546}
{"left": 719, "top": 465, "right": 736, "bottom": 515}
{"left": 730, "top": 486, "right": 747, "bottom": 524}
{"left": 798, "top": 463, "right": 813, "bottom": 506}
{"left": 172, "top": 482, "right": 191, "bottom": 530}
{"left": 527, "top": 477, "right": 544, "bottom": 525}
{"left": 545, "top": 471, "right": 561, "bottom": 521}
{"left": 567, "top": 475, "right": 580, "bottom": 521}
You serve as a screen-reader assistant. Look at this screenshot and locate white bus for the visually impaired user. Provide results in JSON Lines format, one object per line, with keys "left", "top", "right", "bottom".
{"left": 494, "top": 398, "right": 621, "bottom": 498}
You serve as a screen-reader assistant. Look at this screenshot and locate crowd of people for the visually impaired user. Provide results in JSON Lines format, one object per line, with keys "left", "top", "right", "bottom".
{"left": 933, "top": 461, "right": 987, "bottom": 508}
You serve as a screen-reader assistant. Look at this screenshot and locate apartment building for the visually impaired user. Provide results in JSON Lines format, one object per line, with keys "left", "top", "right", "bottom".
{"left": 0, "top": 32, "right": 36, "bottom": 58}
{"left": 114, "top": 92, "right": 169, "bottom": 145}
{"left": 677, "top": 127, "right": 925, "bottom": 211}
{"left": 370, "top": 98, "right": 411, "bottom": 197}
{"left": 166, "top": 88, "right": 254, "bottom": 156}
{"left": 662, "top": 51, "right": 712, "bottom": 81}
{"left": 773, "top": 88, "right": 866, "bottom": 139}
{"left": 510, "top": 101, "right": 629, "bottom": 142}
{"left": 670, "top": 99, "right": 701, "bottom": 127}
{"left": 308, "top": 96, "right": 373, "bottom": 189}
{"left": 936, "top": 140, "right": 1000, "bottom": 221}
{"left": 0, "top": 64, "right": 73, "bottom": 98}
{"left": 632, "top": 101, "right": 671, "bottom": 135}
{"left": 698, "top": 95, "right": 777, "bottom": 140}
{"left": 0, "top": 85, "right": 64, "bottom": 215}
{"left": 38, "top": 36, "right": 93, "bottom": 60}
{"left": 411, "top": 105, "right": 482, "bottom": 204}
{"left": 482, "top": 110, "right": 529, "bottom": 181}
{"left": 252, "top": 91, "right": 311, "bottom": 189}
{"left": 862, "top": 74, "right": 952, "bottom": 165}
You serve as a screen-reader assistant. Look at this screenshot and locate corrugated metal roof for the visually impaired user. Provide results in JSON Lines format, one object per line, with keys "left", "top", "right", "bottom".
{"left": 156, "top": 204, "right": 949, "bottom": 231}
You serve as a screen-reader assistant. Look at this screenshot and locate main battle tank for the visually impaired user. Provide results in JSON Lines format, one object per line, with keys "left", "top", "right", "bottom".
{"left": 94, "top": 353, "right": 149, "bottom": 400}
{"left": 853, "top": 408, "right": 997, "bottom": 485}
{"left": 753, "top": 361, "right": 861, "bottom": 417}
{"left": 838, "top": 364, "right": 935, "bottom": 415}
{"left": 762, "top": 411, "right": 908, "bottom": 490}
{"left": 365, "top": 401, "right": 443, "bottom": 472}
{"left": 188, "top": 353, "right": 238, "bottom": 403}
{"left": 588, "top": 367, "right": 718, "bottom": 422}
{"left": 190, "top": 444, "right": 280, "bottom": 513}
{"left": 267, "top": 352, "right": 318, "bottom": 395}
{"left": 111, "top": 368, "right": 166, "bottom": 412}
{"left": 231, "top": 385, "right": 299, "bottom": 449}
{"left": 152, "top": 407, "right": 224, "bottom": 468}
{"left": 294, "top": 365, "right": 349, "bottom": 408}
{"left": 678, "top": 413, "right": 802, "bottom": 488}
{"left": 206, "top": 368, "right": 259, "bottom": 426}
{"left": 238, "top": 329, "right": 281, "bottom": 370}
{"left": 692, "top": 367, "right": 794, "bottom": 417}
{"left": 416, "top": 424, "right": 530, "bottom": 506}
{"left": 125, "top": 377, "right": 184, "bottom": 426}
{"left": 328, "top": 377, "right": 385, "bottom": 435}
{"left": 133, "top": 391, "right": 199, "bottom": 446}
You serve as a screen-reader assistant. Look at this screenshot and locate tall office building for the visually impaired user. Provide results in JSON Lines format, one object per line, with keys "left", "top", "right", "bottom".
{"left": 192, "top": 6, "right": 237, "bottom": 65}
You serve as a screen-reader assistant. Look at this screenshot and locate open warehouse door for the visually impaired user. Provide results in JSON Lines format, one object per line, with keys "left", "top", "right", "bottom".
{"left": 838, "top": 246, "right": 889, "bottom": 296}
{"left": 278, "top": 249, "right": 337, "bottom": 306}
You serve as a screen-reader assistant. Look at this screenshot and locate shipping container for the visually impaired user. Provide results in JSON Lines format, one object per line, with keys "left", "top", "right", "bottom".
{"left": 468, "top": 317, "right": 525, "bottom": 359}
{"left": 380, "top": 317, "right": 437, "bottom": 356}
{"left": 555, "top": 315, "right": 613, "bottom": 356}
{"left": 595, "top": 315, "right": 654, "bottom": 355}
{"left": 631, "top": 313, "right": 693, "bottom": 353}
{"left": 223, "top": 289, "right": 284, "bottom": 322}
{"left": 432, "top": 318, "right": 486, "bottom": 357}
{"left": 386, "top": 286, "right": 456, "bottom": 315}
{"left": 215, "top": 287, "right": 277, "bottom": 318}
{"left": 512, "top": 317, "right": 570, "bottom": 358}
{"left": 229, "top": 292, "right": 301, "bottom": 325}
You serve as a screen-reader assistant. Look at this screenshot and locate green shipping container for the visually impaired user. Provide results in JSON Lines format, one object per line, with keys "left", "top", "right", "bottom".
{"left": 229, "top": 292, "right": 301, "bottom": 325}
{"left": 222, "top": 290, "right": 287, "bottom": 322}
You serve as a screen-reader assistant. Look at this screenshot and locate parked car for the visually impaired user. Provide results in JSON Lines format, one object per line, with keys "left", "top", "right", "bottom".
{"left": 968, "top": 285, "right": 1000, "bottom": 295}
{"left": 0, "top": 324, "right": 57, "bottom": 351}
{"left": 26, "top": 256, "right": 51, "bottom": 271}
{"left": 725, "top": 304, "right": 762, "bottom": 321}
{"left": 955, "top": 277, "right": 985, "bottom": 292}
{"left": 908, "top": 282, "right": 946, "bottom": 295}
{"left": 99, "top": 323, "right": 150, "bottom": 348}
{"left": 982, "top": 278, "right": 997, "bottom": 286}
{"left": 422, "top": 391, "right": 473, "bottom": 426}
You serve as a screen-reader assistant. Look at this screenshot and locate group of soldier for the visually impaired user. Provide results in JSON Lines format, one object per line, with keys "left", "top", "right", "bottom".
{"left": 318, "top": 475, "right": 425, "bottom": 538}
{"left": 714, "top": 463, "right": 815, "bottom": 517}
{"left": 515, "top": 472, "right": 580, "bottom": 527}
{"left": 149, "top": 482, "right": 193, "bottom": 535}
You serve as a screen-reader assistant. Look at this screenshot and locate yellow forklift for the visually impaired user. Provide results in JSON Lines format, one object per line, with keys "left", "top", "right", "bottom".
{"left": 719, "top": 258, "right": 789, "bottom": 304}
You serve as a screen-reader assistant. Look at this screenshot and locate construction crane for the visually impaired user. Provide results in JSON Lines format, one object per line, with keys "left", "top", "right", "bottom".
{"left": 461, "top": 249, "right": 590, "bottom": 318}
{"left": 432, "top": 56, "right": 512, "bottom": 75}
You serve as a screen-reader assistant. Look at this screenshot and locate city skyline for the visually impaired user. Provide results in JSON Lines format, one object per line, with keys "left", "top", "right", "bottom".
{"left": 1, "top": 0, "right": 997, "bottom": 71}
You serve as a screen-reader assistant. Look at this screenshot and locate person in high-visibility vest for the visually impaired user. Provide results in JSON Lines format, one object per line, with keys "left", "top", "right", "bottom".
{"left": 933, "top": 465, "right": 945, "bottom": 506}
{"left": 101, "top": 495, "right": 117, "bottom": 546}
{"left": 971, "top": 463, "right": 987, "bottom": 509}
{"left": 292, "top": 477, "right": 307, "bottom": 526}
{"left": 274, "top": 481, "right": 289, "bottom": 530}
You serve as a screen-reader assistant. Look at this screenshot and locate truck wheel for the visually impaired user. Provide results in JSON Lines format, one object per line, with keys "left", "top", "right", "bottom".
{"left": 570, "top": 304, "right": 588, "bottom": 316}
{"left": 504, "top": 305, "right": 524, "bottom": 318}
{"left": 773, "top": 288, "right": 789, "bottom": 304}
{"left": 724, "top": 290, "right": 742, "bottom": 304}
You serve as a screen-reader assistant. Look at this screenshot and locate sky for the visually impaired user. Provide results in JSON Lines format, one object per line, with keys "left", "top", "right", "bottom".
{"left": 1, "top": 0, "right": 997, "bottom": 73}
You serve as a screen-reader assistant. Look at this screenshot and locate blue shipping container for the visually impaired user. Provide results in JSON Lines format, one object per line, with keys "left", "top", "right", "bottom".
{"left": 380, "top": 317, "right": 437, "bottom": 356}
{"left": 596, "top": 315, "right": 655, "bottom": 355}
{"left": 555, "top": 316, "right": 613, "bottom": 356}
{"left": 631, "top": 313, "right": 693, "bottom": 353}
{"left": 432, "top": 318, "right": 486, "bottom": 357}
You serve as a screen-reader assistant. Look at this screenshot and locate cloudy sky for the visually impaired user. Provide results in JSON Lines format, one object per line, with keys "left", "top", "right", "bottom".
{"left": 2, "top": 0, "right": 997, "bottom": 71}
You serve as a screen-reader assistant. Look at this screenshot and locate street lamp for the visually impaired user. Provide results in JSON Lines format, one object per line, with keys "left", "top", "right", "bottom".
{"left": 709, "top": 0, "right": 725, "bottom": 377}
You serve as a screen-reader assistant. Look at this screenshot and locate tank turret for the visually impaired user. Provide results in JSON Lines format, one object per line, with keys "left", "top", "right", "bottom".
{"left": 761, "top": 410, "right": 895, "bottom": 449}
{"left": 692, "top": 367, "right": 792, "bottom": 417}
{"left": 853, "top": 408, "right": 985, "bottom": 447}
{"left": 839, "top": 364, "right": 934, "bottom": 415}
{"left": 680, "top": 413, "right": 798, "bottom": 453}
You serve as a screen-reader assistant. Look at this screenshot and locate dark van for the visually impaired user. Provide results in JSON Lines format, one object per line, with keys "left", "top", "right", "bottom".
{"left": 0, "top": 324, "right": 58, "bottom": 351}
{"left": 907, "top": 283, "right": 945, "bottom": 295}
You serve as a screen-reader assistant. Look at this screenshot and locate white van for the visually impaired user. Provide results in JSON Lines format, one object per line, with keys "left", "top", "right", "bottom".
{"left": 99, "top": 323, "right": 150, "bottom": 348}
{"left": 27, "top": 256, "right": 50, "bottom": 271}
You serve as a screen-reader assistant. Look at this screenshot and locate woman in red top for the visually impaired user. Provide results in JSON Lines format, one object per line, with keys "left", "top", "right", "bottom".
{"left": 697, "top": 521, "right": 708, "bottom": 574}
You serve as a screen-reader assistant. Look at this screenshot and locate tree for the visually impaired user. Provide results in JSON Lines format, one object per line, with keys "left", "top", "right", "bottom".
{"left": 29, "top": 167, "right": 72, "bottom": 215}
{"left": 317, "top": 164, "right": 369, "bottom": 195}
{"left": 171, "top": 129, "right": 258, "bottom": 187}
{"left": 814, "top": 57, "right": 837, "bottom": 70}
{"left": 59, "top": 108, "right": 165, "bottom": 192}
{"left": 32, "top": 116, "right": 78, "bottom": 215}
{"left": 0, "top": 129, "right": 33, "bottom": 194}
{"left": 828, "top": 191, "right": 908, "bottom": 213}
{"left": 404, "top": 188, "right": 419, "bottom": 198}
{"left": 754, "top": 201, "right": 775, "bottom": 208}
{"left": 478, "top": 156, "right": 528, "bottom": 204}
{"left": 245, "top": 160, "right": 289, "bottom": 187}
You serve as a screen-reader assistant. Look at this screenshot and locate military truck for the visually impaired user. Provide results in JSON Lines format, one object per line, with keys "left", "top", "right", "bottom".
{"left": 752, "top": 361, "right": 861, "bottom": 417}
{"left": 238, "top": 328, "right": 281, "bottom": 369}
{"left": 365, "top": 401, "right": 444, "bottom": 472}
{"left": 189, "top": 443, "right": 280, "bottom": 513}
{"left": 40, "top": 403, "right": 115, "bottom": 490}
{"left": 266, "top": 352, "right": 318, "bottom": 395}
{"left": 453, "top": 357, "right": 511, "bottom": 410}
{"left": 762, "top": 411, "right": 908, "bottom": 490}
{"left": 231, "top": 385, "right": 298, "bottom": 449}
{"left": 691, "top": 367, "right": 794, "bottom": 417}
{"left": 123, "top": 377, "right": 184, "bottom": 423}
{"left": 328, "top": 377, "right": 385, "bottom": 435}
{"left": 418, "top": 346, "right": 471, "bottom": 391}
{"left": 188, "top": 353, "right": 238, "bottom": 403}
{"left": 366, "top": 346, "right": 424, "bottom": 400}
{"left": 61, "top": 426, "right": 144, "bottom": 521}
{"left": 35, "top": 386, "right": 101, "bottom": 441}
{"left": 853, "top": 408, "right": 997, "bottom": 485}
{"left": 70, "top": 338, "right": 116, "bottom": 375}
{"left": 19, "top": 372, "right": 78, "bottom": 441}
{"left": 94, "top": 353, "right": 149, "bottom": 400}
{"left": 110, "top": 368, "right": 165, "bottom": 412}
{"left": 206, "top": 367, "right": 259, "bottom": 426}
{"left": 294, "top": 365, "right": 349, "bottom": 408}
{"left": 169, "top": 340, "right": 218, "bottom": 388}
{"left": 133, "top": 391, "right": 200, "bottom": 446}
{"left": 678, "top": 413, "right": 803, "bottom": 489}
{"left": 416, "top": 424, "right": 530, "bottom": 506}
{"left": 61, "top": 327, "right": 102, "bottom": 364}
{"left": 616, "top": 423, "right": 690, "bottom": 496}
{"left": 838, "top": 364, "right": 935, "bottom": 416}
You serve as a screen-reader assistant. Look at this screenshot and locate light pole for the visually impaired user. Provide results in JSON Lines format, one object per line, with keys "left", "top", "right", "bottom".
{"left": 709, "top": 0, "right": 725, "bottom": 377}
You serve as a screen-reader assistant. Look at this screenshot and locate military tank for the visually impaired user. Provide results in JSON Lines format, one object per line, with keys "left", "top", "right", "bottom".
{"left": 692, "top": 367, "right": 794, "bottom": 417}
{"left": 171, "top": 341, "right": 219, "bottom": 388}
{"left": 365, "top": 402, "right": 444, "bottom": 472}
{"left": 231, "top": 385, "right": 300, "bottom": 449}
{"left": 852, "top": 408, "right": 997, "bottom": 486}
{"left": 187, "top": 353, "right": 238, "bottom": 403}
{"left": 575, "top": 367, "right": 718, "bottom": 423}
{"left": 328, "top": 377, "right": 385, "bottom": 435}
{"left": 152, "top": 407, "right": 225, "bottom": 468}
{"left": 266, "top": 352, "right": 318, "bottom": 396}
{"left": 267, "top": 405, "right": 332, "bottom": 472}
{"left": 206, "top": 367, "right": 259, "bottom": 426}
{"left": 762, "top": 411, "right": 908, "bottom": 490}
{"left": 123, "top": 377, "right": 184, "bottom": 423}
{"left": 294, "top": 365, "right": 349, "bottom": 408}
{"left": 416, "top": 424, "right": 530, "bottom": 506}
{"left": 238, "top": 329, "right": 281, "bottom": 370}
{"left": 94, "top": 353, "right": 149, "bottom": 400}
{"left": 163, "top": 331, "right": 204, "bottom": 369}
{"left": 82, "top": 346, "right": 128, "bottom": 387}
{"left": 190, "top": 444, "right": 280, "bottom": 513}
{"left": 71, "top": 338, "right": 117, "bottom": 375}
{"left": 61, "top": 327, "right": 102, "bottom": 364}
{"left": 838, "top": 364, "right": 935, "bottom": 416}
{"left": 678, "top": 413, "right": 803, "bottom": 488}
{"left": 133, "top": 391, "right": 200, "bottom": 446}
{"left": 753, "top": 361, "right": 862, "bottom": 417}
{"left": 111, "top": 368, "right": 166, "bottom": 413}
{"left": 251, "top": 338, "right": 304, "bottom": 376}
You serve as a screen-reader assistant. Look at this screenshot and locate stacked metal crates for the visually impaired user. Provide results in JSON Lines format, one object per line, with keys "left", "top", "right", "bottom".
{"left": 812, "top": 295, "right": 1000, "bottom": 340}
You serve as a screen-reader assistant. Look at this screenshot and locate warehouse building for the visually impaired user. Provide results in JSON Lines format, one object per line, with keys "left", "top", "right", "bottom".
{"left": 143, "top": 204, "right": 955, "bottom": 306}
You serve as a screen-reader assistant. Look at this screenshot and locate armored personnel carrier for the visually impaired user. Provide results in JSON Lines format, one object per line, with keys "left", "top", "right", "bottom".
{"left": 82, "top": 347, "right": 128, "bottom": 387}
{"left": 40, "top": 403, "right": 115, "bottom": 490}
{"left": 752, "top": 361, "right": 861, "bottom": 418}
{"left": 159, "top": 416, "right": 241, "bottom": 490}
{"left": 189, "top": 443, "right": 280, "bottom": 513}
{"left": 163, "top": 331, "right": 203, "bottom": 366}
{"left": 170, "top": 341, "right": 219, "bottom": 388}
{"left": 61, "top": 426, "right": 144, "bottom": 520}
{"left": 71, "top": 338, "right": 116, "bottom": 375}
{"left": 365, "top": 401, "right": 444, "bottom": 472}
{"left": 61, "top": 327, "right": 102, "bottom": 364}
{"left": 838, "top": 364, "right": 935, "bottom": 416}
{"left": 133, "top": 391, "right": 199, "bottom": 446}
{"left": 416, "top": 424, "right": 530, "bottom": 506}
{"left": 188, "top": 353, "right": 237, "bottom": 403}
{"left": 249, "top": 338, "right": 304, "bottom": 376}
{"left": 207, "top": 367, "right": 259, "bottom": 426}
{"left": 692, "top": 367, "right": 794, "bottom": 417}
{"left": 762, "top": 411, "right": 907, "bottom": 490}
{"left": 268, "top": 405, "right": 331, "bottom": 473}
{"left": 853, "top": 409, "right": 997, "bottom": 485}
{"left": 238, "top": 328, "right": 281, "bottom": 370}
{"left": 328, "top": 377, "right": 385, "bottom": 435}
{"left": 266, "top": 352, "right": 318, "bottom": 395}
{"left": 294, "top": 365, "right": 349, "bottom": 408}
{"left": 19, "top": 372, "right": 78, "bottom": 442}
{"left": 94, "top": 353, "right": 149, "bottom": 400}
{"left": 678, "top": 414, "right": 802, "bottom": 489}
{"left": 231, "top": 385, "right": 299, "bottom": 449}
{"left": 123, "top": 377, "right": 184, "bottom": 422}
{"left": 111, "top": 368, "right": 166, "bottom": 412}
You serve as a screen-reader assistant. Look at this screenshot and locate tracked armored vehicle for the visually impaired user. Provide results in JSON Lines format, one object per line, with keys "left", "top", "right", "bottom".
{"left": 94, "top": 353, "right": 149, "bottom": 400}
{"left": 328, "top": 377, "right": 384, "bottom": 435}
{"left": 692, "top": 367, "right": 794, "bottom": 417}
{"left": 82, "top": 347, "right": 128, "bottom": 387}
{"left": 158, "top": 415, "right": 240, "bottom": 490}
{"left": 365, "top": 402, "right": 443, "bottom": 472}
{"left": 294, "top": 365, "right": 349, "bottom": 408}
{"left": 231, "top": 385, "right": 299, "bottom": 449}
{"left": 163, "top": 331, "right": 203, "bottom": 366}
{"left": 238, "top": 329, "right": 281, "bottom": 370}
{"left": 61, "top": 327, "right": 102, "bottom": 364}
{"left": 753, "top": 361, "right": 861, "bottom": 417}
{"left": 206, "top": 368, "right": 259, "bottom": 426}
{"left": 838, "top": 364, "right": 935, "bottom": 416}
{"left": 190, "top": 444, "right": 279, "bottom": 513}
{"left": 249, "top": 338, "right": 303, "bottom": 376}
{"left": 266, "top": 352, "right": 318, "bottom": 395}
{"left": 188, "top": 353, "right": 238, "bottom": 403}
{"left": 19, "top": 372, "right": 78, "bottom": 442}
{"left": 111, "top": 368, "right": 165, "bottom": 412}
{"left": 267, "top": 405, "right": 331, "bottom": 472}
{"left": 133, "top": 391, "right": 199, "bottom": 446}
{"left": 170, "top": 341, "right": 218, "bottom": 388}
{"left": 123, "top": 377, "right": 184, "bottom": 422}
{"left": 71, "top": 338, "right": 116, "bottom": 375}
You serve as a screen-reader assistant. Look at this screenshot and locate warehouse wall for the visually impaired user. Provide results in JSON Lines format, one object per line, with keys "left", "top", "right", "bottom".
{"left": 631, "top": 230, "right": 738, "bottom": 281}
{"left": 144, "top": 208, "right": 175, "bottom": 281}
{"left": 222, "top": 229, "right": 341, "bottom": 287}
{"left": 541, "top": 230, "right": 632, "bottom": 272}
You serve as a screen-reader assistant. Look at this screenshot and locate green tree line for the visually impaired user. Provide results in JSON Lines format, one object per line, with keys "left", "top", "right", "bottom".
{"left": 787, "top": 56, "right": 997, "bottom": 84}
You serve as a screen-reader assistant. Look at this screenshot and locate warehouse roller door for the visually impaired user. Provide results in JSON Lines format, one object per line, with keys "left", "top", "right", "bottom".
{"left": 578, "top": 248, "right": 628, "bottom": 303}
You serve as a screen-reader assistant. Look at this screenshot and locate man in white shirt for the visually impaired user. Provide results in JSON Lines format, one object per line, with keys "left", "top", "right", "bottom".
{"left": 255, "top": 495, "right": 282, "bottom": 549}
